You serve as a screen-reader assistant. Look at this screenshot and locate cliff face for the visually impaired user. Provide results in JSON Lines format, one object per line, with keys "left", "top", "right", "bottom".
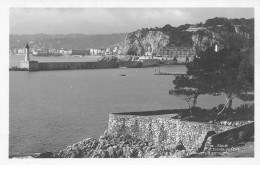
{"left": 118, "top": 29, "right": 224, "bottom": 56}
{"left": 118, "top": 17, "right": 253, "bottom": 56}
{"left": 118, "top": 30, "right": 169, "bottom": 56}
{"left": 192, "top": 30, "right": 224, "bottom": 52}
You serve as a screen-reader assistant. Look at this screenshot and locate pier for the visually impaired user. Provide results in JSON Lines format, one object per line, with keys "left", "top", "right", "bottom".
{"left": 154, "top": 72, "right": 187, "bottom": 75}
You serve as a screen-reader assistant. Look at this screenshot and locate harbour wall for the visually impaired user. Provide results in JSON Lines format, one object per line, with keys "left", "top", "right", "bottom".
{"left": 20, "top": 60, "right": 161, "bottom": 71}
{"left": 118, "top": 61, "right": 143, "bottom": 68}
{"left": 37, "top": 61, "right": 118, "bottom": 71}
{"left": 142, "top": 59, "right": 160, "bottom": 67}
{"left": 107, "top": 110, "right": 234, "bottom": 152}
{"left": 20, "top": 61, "right": 119, "bottom": 71}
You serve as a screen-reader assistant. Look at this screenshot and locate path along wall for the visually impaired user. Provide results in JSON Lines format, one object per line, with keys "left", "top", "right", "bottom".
{"left": 204, "top": 122, "right": 254, "bottom": 151}
{"left": 108, "top": 112, "right": 234, "bottom": 152}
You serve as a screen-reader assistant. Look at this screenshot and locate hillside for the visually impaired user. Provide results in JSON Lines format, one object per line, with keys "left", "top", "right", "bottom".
{"left": 118, "top": 17, "right": 254, "bottom": 56}
{"left": 9, "top": 17, "right": 254, "bottom": 54}
{"left": 9, "top": 33, "right": 127, "bottom": 50}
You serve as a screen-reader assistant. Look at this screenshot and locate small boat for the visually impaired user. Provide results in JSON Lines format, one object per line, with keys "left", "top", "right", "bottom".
{"left": 120, "top": 74, "right": 126, "bottom": 76}
{"left": 119, "top": 67, "right": 127, "bottom": 69}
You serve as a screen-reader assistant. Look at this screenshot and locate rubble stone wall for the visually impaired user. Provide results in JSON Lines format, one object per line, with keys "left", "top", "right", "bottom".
{"left": 108, "top": 113, "right": 233, "bottom": 151}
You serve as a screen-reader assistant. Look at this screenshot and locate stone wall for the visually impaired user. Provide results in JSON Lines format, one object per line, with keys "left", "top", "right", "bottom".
{"left": 108, "top": 112, "right": 233, "bottom": 152}
{"left": 37, "top": 61, "right": 118, "bottom": 71}
{"left": 20, "top": 61, "right": 39, "bottom": 71}
{"left": 142, "top": 59, "right": 159, "bottom": 67}
{"left": 118, "top": 61, "right": 143, "bottom": 68}
{"left": 20, "top": 60, "right": 161, "bottom": 71}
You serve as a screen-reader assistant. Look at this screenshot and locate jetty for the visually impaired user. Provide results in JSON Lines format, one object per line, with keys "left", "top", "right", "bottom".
{"left": 154, "top": 72, "right": 187, "bottom": 75}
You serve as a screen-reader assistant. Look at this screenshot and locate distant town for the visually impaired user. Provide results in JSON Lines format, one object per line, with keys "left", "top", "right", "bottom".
{"left": 9, "top": 43, "right": 198, "bottom": 64}
{"left": 10, "top": 20, "right": 252, "bottom": 65}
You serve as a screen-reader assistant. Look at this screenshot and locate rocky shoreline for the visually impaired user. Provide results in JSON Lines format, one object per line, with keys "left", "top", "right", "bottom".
{"left": 29, "top": 129, "right": 251, "bottom": 158}
{"left": 34, "top": 130, "right": 193, "bottom": 158}
{"left": 11, "top": 105, "right": 254, "bottom": 159}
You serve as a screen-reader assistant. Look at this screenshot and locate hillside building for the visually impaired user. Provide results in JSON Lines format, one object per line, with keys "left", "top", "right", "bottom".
{"left": 162, "top": 46, "right": 196, "bottom": 63}
{"left": 71, "top": 49, "right": 87, "bottom": 56}
{"left": 186, "top": 26, "right": 207, "bottom": 32}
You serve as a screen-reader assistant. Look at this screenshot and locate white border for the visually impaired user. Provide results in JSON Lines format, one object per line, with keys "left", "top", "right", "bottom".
{"left": 1, "top": 0, "right": 260, "bottom": 169}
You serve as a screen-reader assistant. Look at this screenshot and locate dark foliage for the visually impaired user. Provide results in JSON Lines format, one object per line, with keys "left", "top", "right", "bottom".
{"left": 170, "top": 45, "right": 254, "bottom": 117}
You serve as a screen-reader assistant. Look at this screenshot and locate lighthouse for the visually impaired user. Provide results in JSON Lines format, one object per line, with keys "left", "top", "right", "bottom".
{"left": 20, "top": 43, "right": 38, "bottom": 71}
{"left": 25, "top": 43, "right": 30, "bottom": 61}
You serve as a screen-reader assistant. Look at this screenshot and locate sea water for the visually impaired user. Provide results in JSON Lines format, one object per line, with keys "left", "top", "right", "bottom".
{"left": 9, "top": 55, "right": 245, "bottom": 157}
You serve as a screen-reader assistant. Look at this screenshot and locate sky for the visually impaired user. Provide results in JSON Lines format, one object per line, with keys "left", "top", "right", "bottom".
{"left": 10, "top": 8, "right": 254, "bottom": 34}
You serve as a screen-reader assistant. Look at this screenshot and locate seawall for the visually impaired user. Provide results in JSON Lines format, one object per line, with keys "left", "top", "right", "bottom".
{"left": 37, "top": 61, "right": 118, "bottom": 71}
{"left": 107, "top": 110, "right": 234, "bottom": 152}
{"left": 35, "top": 109, "right": 254, "bottom": 158}
{"left": 19, "top": 60, "right": 162, "bottom": 71}
{"left": 118, "top": 61, "right": 143, "bottom": 68}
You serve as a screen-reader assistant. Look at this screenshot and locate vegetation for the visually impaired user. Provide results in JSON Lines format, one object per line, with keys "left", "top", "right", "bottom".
{"left": 9, "top": 66, "right": 28, "bottom": 71}
{"left": 174, "top": 104, "right": 254, "bottom": 123}
{"left": 169, "top": 31, "right": 254, "bottom": 119}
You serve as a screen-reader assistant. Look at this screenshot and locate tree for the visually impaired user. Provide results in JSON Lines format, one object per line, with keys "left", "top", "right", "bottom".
{"left": 169, "top": 49, "right": 220, "bottom": 113}
{"left": 212, "top": 48, "right": 254, "bottom": 118}
{"left": 169, "top": 47, "right": 254, "bottom": 118}
{"left": 169, "top": 75, "right": 199, "bottom": 109}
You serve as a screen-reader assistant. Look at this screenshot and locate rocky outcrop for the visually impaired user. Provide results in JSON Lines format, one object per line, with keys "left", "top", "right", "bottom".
{"left": 192, "top": 30, "right": 224, "bottom": 52}
{"left": 55, "top": 126, "right": 253, "bottom": 158}
{"left": 118, "top": 30, "right": 169, "bottom": 56}
{"left": 118, "top": 28, "right": 225, "bottom": 56}
{"left": 56, "top": 131, "right": 193, "bottom": 158}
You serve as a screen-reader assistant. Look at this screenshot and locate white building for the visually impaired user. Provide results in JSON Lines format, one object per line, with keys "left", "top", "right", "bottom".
{"left": 186, "top": 26, "right": 207, "bottom": 32}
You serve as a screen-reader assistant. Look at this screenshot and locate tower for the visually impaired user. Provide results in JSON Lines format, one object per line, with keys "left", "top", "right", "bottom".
{"left": 20, "top": 43, "right": 38, "bottom": 71}
{"left": 25, "top": 43, "right": 30, "bottom": 61}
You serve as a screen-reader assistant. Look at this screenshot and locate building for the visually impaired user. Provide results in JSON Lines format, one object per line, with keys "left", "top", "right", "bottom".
{"left": 105, "top": 48, "right": 113, "bottom": 55}
{"left": 17, "top": 48, "right": 26, "bottom": 54}
{"left": 90, "top": 49, "right": 98, "bottom": 56}
{"left": 71, "top": 49, "right": 87, "bottom": 56}
{"left": 214, "top": 43, "right": 224, "bottom": 52}
{"left": 62, "top": 49, "right": 72, "bottom": 56}
{"left": 162, "top": 46, "right": 196, "bottom": 63}
{"left": 233, "top": 25, "right": 251, "bottom": 39}
{"left": 112, "top": 46, "right": 120, "bottom": 55}
{"left": 186, "top": 26, "right": 207, "bottom": 32}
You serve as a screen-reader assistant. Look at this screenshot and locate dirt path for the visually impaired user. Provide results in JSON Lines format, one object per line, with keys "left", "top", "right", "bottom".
{"left": 216, "top": 141, "right": 254, "bottom": 158}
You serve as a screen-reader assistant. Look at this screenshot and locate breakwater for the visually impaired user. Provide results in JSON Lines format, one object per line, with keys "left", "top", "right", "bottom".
{"left": 20, "top": 61, "right": 119, "bottom": 71}
{"left": 16, "top": 55, "right": 162, "bottom": 71}
{"left": 18, "top": 60, "right": 161, "bottom": 71}
{"left": 38, "top": 61, "right": 118, "bottom": 71}
{"left": 154, "top": 72, "right": 187, "bottom": 75}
